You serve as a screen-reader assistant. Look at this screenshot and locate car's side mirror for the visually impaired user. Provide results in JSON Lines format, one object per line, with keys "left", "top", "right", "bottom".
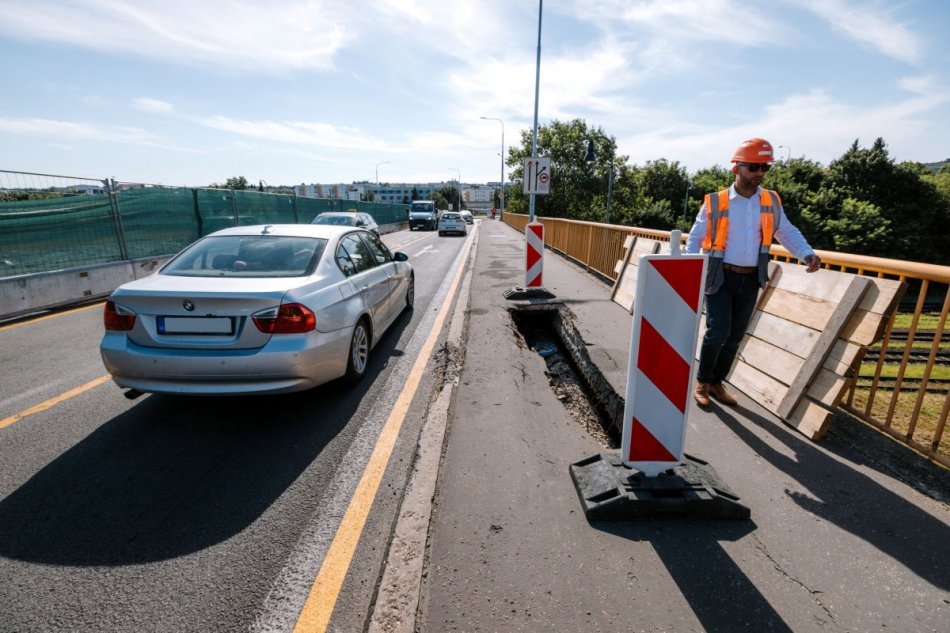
{"left": 393, "top": 252, "right": 409, "bottom": 262}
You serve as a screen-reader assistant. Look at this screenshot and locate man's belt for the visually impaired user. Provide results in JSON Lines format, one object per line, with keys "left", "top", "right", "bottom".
{"left": 722, "top": 263, "right": 758, "bottom": 274}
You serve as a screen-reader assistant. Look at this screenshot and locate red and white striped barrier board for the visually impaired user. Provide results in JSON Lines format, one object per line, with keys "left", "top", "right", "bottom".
{"left": 525, "top": 222, "right": 544, "bottom": 288}
{"left": 621, "top": 251, "right": 707, "bottom": 476}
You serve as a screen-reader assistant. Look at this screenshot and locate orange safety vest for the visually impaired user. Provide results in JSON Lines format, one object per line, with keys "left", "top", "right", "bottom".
{"left": 701, "top": 188, "right": 781, "bottom": 292}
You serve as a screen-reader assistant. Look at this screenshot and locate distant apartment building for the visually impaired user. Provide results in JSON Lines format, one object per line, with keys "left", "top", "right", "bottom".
{"left": 293, "top": 183, "right": 365, "bottom": 200}
{"left": 463, "top": 185, "right": 495, "bottom": 209}
{"left": 292, "top": 180, "right": 495, "bottom": 207}
{"left": 372, "top": 183, "right": 446, "bottom": 204}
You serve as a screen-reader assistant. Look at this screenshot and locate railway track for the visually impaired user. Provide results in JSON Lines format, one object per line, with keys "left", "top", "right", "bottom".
{"left": 854, "top": 376, "right": 950, "bottom": 393}
{"left": 887, "top": 329, "right": 949, "bottom": 343}
{"left": 863, "top": 349, "right": 950, "bottom": 365}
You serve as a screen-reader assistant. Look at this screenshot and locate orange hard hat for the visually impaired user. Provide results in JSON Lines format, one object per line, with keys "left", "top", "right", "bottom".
{"left": 731, "top": 138, "right": 775, "bottom": 164}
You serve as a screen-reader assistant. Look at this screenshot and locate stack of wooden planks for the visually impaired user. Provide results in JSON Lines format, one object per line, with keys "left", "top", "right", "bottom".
{"left": 612, "top": 240, "right": 906, "bottom": 440}
{"left": 720, "top": 262, "right": 905, "bottom": 439}
{"left": 610, "top": 235, "right": 662, "bottom": 313}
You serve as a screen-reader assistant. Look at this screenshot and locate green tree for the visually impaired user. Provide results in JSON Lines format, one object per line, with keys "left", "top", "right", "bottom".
{"left": 825, "top": 139, "right": 942, "bottom": 261}
{"left": 630, "top": 160, "right": 691, "bottom": 229}
{"left": 223, "top": 176, "right": 248, "bottom": 190}
{"left": 824, "top": 197, "right": 892, "bottom": 253}
{"left": 506, "top": 118, "right": 626, "bottom": 221}
{"left": 437, "top": 186, "right": 462, "bottom": 210}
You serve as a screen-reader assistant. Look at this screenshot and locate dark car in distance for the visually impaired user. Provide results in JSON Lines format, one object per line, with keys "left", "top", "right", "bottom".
{"left": 408, "top": 200, "right": 437, "bottom": 231}
{"left": 311, "top": 211, "right": 379, "bottom": 236}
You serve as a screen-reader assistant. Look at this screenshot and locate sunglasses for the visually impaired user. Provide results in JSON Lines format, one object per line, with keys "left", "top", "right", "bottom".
{"left": 739, "top": 163, "right": 771, "bottom": 173}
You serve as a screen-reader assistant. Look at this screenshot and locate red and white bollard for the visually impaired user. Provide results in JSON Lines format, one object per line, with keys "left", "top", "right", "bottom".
{"left": 525, "top": 222, "right": 544, "bottom": 288}
{"left": 621, "top": 233, "right": 707, "bottom": 476}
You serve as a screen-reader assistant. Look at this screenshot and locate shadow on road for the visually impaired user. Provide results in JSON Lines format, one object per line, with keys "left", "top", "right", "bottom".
{"left": 715, "top": 404, "right": 950, "bottom": 591}
{"left": 0, "top": 314, "right": 412, "bottom": 566}
{"left": 593, "top": 520, "right": 794, "bottom": 632}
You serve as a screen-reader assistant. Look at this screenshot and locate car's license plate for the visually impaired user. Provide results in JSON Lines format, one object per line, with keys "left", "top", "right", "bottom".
{"left": 157, "top": 316, "right": 234, "bottom": 335}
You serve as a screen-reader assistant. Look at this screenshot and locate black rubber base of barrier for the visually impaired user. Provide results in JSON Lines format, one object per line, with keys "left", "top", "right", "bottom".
{"left": 569, "top": 452, "right": 751, "bottom": 521}
{"left": 503, "top": 286, "right": 556, "bottom": 301}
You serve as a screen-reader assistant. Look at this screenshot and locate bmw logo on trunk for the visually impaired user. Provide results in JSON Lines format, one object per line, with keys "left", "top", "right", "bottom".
{"left": 183, "top": 300, "right": 195, "bottom": 311}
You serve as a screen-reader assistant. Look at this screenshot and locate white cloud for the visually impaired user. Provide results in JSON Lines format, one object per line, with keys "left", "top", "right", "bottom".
{"left": 199, "top": 115, "right": 392, "bottom": 151}
{"left": 0, "top": 117, "right": 154, "bottom": 143}
{"left": 0, "top": 0, "right": 355, "bottom": 72}
{"left": 620, "top": 84, "right": 950, "bottom": 170}
{"left": 572, "top": 0, "right": 783, "bottom": 47}
{"left": 133, "top": 97, "right": 174, "bottom": 113}
{"left": 795, "top": 0, "right": 923, "bottom": 64}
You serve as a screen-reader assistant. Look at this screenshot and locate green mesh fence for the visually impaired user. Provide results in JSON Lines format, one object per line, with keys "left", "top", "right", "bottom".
{"left": 0, "top": 171, "right": 408, "bottom": 278}
{"left": 117, "top": 187, "right": 200, "bottom": 259}
{"left": 0, "top": 193, "right": 122, "bottom": 276}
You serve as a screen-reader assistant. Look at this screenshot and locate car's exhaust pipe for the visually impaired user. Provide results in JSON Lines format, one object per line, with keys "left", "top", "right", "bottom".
{"left": 123, "top": 389, "right": 144, "bottom": 400}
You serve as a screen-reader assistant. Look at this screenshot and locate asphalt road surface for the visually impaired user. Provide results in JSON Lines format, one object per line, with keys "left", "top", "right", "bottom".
{"left": 0, "top": 226, "right": 474, "bottom": 632}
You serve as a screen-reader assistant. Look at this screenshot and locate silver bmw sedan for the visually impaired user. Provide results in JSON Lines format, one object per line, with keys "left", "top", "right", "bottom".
{"left": 100, "top": 224, "right": 413, "bottom": 395}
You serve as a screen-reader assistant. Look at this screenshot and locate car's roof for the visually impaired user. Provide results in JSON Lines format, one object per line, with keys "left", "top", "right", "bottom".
{"left": 206, "top": 224, "right": 361, "bottom": 239}
{"left": 314, "top": 211, "right": 358, "bottom": 217}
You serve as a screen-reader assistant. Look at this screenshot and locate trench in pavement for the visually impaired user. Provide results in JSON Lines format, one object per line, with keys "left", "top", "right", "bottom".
{"left": 509, "top": 303, "right": 623, "bottom": 449}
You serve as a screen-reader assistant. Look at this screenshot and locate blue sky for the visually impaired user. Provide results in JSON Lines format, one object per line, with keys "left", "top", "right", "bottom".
{"left": 1, "top": 0, "right": 948, "bottom": 188}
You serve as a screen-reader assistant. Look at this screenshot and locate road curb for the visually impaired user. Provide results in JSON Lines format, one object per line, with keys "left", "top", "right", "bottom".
{"left": 367, "top": 225, "right": 479, "bottom": 633}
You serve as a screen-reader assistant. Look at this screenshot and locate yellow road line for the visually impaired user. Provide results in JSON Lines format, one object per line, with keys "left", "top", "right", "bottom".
{"left": 293, "top": 231, "right": 476, "bottom": 632}
{"left": 0, "top": 301, "right": 103, "bottom": 331}
{"left": 0, "top": 374, "right": 113, "bottom": 430}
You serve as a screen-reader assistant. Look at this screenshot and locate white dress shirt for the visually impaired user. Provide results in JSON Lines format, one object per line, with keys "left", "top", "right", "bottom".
{"left": 685, "top": 184, "right": 815, "bottom": 265}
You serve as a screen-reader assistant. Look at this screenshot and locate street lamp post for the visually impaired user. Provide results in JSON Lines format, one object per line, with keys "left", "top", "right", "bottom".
{"left": 778, "top": 145, "right": 791, "bottom": 162}
{"left": 682, "top": 181, "right": 693, "bottom": 222}
{"left": 480, "top": 116, "right": 505, "bottom": 218}
{"left": 448, "top": 168, "right": 461, "bottom": 212}
{"left": 584, "top": 137, "right": 615, "bottom": 225}
{"left": 528, "top": 0, "right": 543, "bottom": 223}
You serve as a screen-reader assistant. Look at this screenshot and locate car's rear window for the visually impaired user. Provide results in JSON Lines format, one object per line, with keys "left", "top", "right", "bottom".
{"left": 442, "top": 213, "right": 461, "bottom": 220}
{"left": 312, "top": 215, "right": 356, "bottom": 226}
{"left": 162, "top": 236, "right": 328, "bottom": 277}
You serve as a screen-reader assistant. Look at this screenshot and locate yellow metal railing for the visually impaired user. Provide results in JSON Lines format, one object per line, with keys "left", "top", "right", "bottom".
{"left": 503, "top": 213, "right": 950, "bottom": 467}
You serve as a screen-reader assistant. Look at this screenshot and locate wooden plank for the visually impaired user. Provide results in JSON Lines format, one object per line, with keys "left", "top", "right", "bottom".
{"left": 610, "top": 239, "right": 661, "bottom": 313}
{"left": 775, "top": 275, "right": 868, "bottom": 418}
{"left": 856, "top": 276, "right": 906, "bottom": 315}
{"left": 824, "top": 339, "right": 864, "bottom": 375}
{"left": 609, "top": 238, "right": 637, "bottom": 303}
{"left": 764, "top": 263, "right": 859, "bottom": 302}
{"left": 805, "top": 367, "right": 849, "bottom": 406}
{"left": 746, "top": 312, "right": 818, "bottom": 358}
{"left": 787, "top": 397, "right": 835, "bottom": 439}
{"left": 786, "top": 368, "right": 855, "bottom": 439}
{"left": 759, "top": 287, "right": 838, "bottom": 331}
{"left": 729, "top": 360, "right": 788, "bottom": 413}
{"left": 841, "top": 309, "right": 887, "bottom": 346}
{"left": 737, "top": 337, "right": 803, "bottom": 386}
{"left": 839, "top": 278, "right": 906, "bottom": 346}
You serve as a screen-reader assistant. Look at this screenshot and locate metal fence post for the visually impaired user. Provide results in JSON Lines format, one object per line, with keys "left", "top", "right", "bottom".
{"left": 104, "top": 178, "right": 129, "bottom": 260}
{"left": 229, "top": 189, "right": 239, "bottom": 225}
{"left": 292, "top": 191, "right": 299, "bottom": 223}
{"left": 192, "top": 188, "right": 203, "bottom": 236}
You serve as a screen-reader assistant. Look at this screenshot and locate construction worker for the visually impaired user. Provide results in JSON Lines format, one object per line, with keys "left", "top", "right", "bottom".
{"left": 685, "top": 137, "right": 821, "bottom": 407}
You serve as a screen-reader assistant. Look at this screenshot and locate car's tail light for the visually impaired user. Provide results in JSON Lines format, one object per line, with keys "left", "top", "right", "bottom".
{"left": 252, "top": 303, "right": 316, "bottom": 334}
{"left": 104, "top": 300, "right": 136, "bottom": 331}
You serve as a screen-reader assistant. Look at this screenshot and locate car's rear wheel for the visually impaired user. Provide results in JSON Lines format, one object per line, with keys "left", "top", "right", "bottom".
{"left": 344, "top": 319, "right": 370, "bottom": 383}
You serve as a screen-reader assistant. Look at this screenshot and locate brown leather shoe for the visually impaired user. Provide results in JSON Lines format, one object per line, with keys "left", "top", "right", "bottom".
{"left": 694, "top": 382, "right": 711, "bottom": 407}
{"left": 708, "top": 383, "right": 738, "bottom": 406}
